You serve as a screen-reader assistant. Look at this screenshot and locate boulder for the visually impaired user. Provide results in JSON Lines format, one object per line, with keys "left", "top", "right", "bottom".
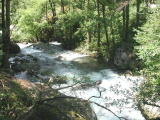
{"left": 15, "top": 81, "right": 97, "bottom": 120}
{"left": 10, "top": 54, "right": 40, "bottom": 74}
{"left": 114, "top": 47, "right": 135, "bottom": 69}
{"left": 18, "top": 96, "right": 97, "bottom": 120}
{"left": 9, "top": 42, "right": 20, "bottom": 54}
{"left": 138, "top": 102, "right": 160, "bottom": 120}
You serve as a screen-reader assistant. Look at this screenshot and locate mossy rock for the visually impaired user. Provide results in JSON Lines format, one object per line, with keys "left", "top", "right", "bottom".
{"left": 19, "top": 96, "right": 97, "bottom": 120}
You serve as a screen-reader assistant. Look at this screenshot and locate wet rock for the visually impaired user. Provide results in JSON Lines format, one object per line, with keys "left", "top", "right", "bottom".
{"left": 138, "top": 102, "right": 160, "bottom": 120}
{"left": 114, "top": 47, "right": 135, "bottom": 70}
{"left": 55, "top": 56, "right": 65, "bottom": 61}
{"left": 9, "top": 42, "right": 20, "bottom": 54}
{"left": 144, "top": 104, "right": 160, "bottom": 119}
{"left": 10, "top": 54, "right": 40, "bottom": 74}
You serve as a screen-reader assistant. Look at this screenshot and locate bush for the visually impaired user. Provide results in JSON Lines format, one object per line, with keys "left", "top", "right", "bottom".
{"left": 11, "top": 0, "right": 50, "bottom": 42}
{"left": 135, "top": 7, "right": 160, "bottom": 103}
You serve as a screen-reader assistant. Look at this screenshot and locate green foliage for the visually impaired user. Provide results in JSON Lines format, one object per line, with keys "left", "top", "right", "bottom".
{"left": 135, "top": 7, "right": 160, "bottom": 102}
{"left": 11, "top": 0, "right": 52, "bottom": 42}
{"left": 10, "top": 0, "right": 149, "bottom": 61}
{"left": 55, "top": 10, "right": 85, "bottom": 49}
{"left": 11, "top": 0, "right": 125, "bottom": 57}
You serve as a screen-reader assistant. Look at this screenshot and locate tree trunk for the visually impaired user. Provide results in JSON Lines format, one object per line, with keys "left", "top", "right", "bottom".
{"left": 125, "top": 4, "right": 129, "bottom": 41}
{"left": 60, "top": 0, "right": 65, "bottom": 13}
{"left": 2, "top": 0, "right": 5, "bottom": 42}
{"left": 123, "top": 7, "right": 126, "bottom": 41}
{"left": 102, "top": 5, "right": 110, "bottom": 53}
{"left": 110, "top": 14, "right": 115, "bottom": 46}
{"left": 45, "top": 2, "right": 48, "bottom": 21}
{"left": 49, "top": 0, "right": 56, "bottom": 17}
{"left": 123, "top": 3, "right": 130, "bottom": 42}
{"left": 2, "top": 0, "right": 10, "bottom": 68}
{"left": 87, "top": 0, "right": 92, "bottom": 46}
{"left": 136, "top": 0, "right": 140, "bottom": 26}
{"left": 87, "top": 31, "right": 91, "bottom": 43}
{"left": 96, "top": 0, "right": 101, "bottom": 54}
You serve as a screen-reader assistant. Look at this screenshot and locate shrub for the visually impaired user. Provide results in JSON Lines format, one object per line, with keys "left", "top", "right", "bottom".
{"left": 135, "top": 7, "right": 160, "bottom": 103}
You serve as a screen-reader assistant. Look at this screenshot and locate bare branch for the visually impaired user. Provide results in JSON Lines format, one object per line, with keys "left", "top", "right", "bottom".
{"left": 88, "top": 87, "right": 106, "bottom": 100}
{"left": 32, "top": 75, "right": 128, "bottom": 120}
{"left": 90, "top": 101, "right": 129, "bottom": 120}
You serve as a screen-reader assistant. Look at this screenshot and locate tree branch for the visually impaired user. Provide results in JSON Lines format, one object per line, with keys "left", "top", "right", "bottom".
{"left": 55, "top": 82, "right": 80, "bottom": 91}
{"left": 90, "top": 101, "right": 129, "bottom": 120}
{"left": 88, "top": 87, "right": 106, "bottom": 100}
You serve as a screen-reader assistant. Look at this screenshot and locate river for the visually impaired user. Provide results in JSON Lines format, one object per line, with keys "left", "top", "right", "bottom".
{"left": 12, "top": 42, "right": 144, "bottom": 120}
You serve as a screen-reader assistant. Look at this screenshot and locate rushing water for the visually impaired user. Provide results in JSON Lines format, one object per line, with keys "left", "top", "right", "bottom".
{"left": 13, "top": 42, "right": 144, "bottom": 120}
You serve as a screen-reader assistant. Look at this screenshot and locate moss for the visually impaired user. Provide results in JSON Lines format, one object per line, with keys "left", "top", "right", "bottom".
{"left": 21, "top": 96, "right": 95, "bottom": 120}
{"left": 68, "top": 111, "right": 85, "bottom": 120}
{"left": 0, "top": 72, "right": 34, "bottom": 120}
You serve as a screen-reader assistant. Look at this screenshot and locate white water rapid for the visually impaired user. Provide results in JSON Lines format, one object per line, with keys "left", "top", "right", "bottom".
{"left": 13, "top": 42, "right": 144, "bottom": 120}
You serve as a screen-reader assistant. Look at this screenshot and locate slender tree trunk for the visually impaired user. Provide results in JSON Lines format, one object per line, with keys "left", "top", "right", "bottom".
{"left": 2, "top": 0, "right": 5, "bottom": 41}
{"left": 53, "top": 3, "right": 56, "bottom": 16}
{"left": 87, "top": 32, "right": 91, "bottom": 43}
{"left": 45, "top": 2, "right": 48, "bottom": 21}
{"left": 97, "top": 0, "right": 101, "bottom": 54}
{"left": 110, "top": 14, "right": 115, "bottom": 46}
{"left": 60, "top": 0, "right": 65, "bottom": 13}
{"left": 136, "top": 0, "right": 140, "bottom": 26}
{"left": 125, "top": 4, "right": 129, "bottom": 41}
{"left": 49, "top": 0, "right": 56, "bottom": 17}
{"left": 6, "top": 0, "right": 10, "bottom": 43}
{"left": 102, "top": 5, "right": 110, "bottom": 53}
{"left": 87, "top": 0, "right": 92, "bottom": 46}
{"left": 122, "top": 3, "right": 130, "bottom": 42}
{"left": 123, "top": 7, "right": 126, "bottom": 41}
{"left": 1, "top": 0, "right": 5, "bottom": 67}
